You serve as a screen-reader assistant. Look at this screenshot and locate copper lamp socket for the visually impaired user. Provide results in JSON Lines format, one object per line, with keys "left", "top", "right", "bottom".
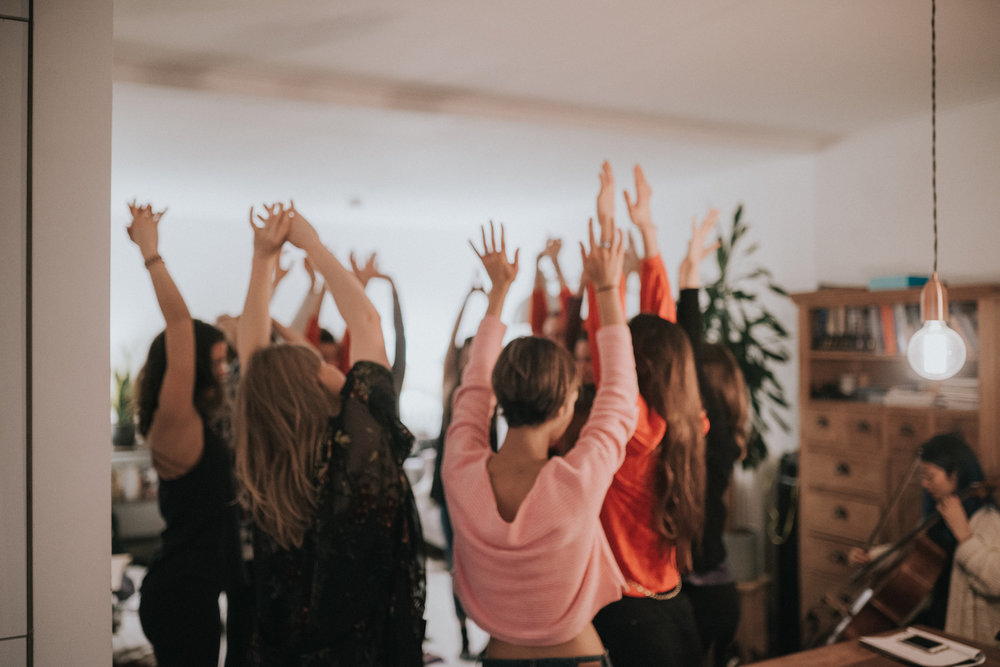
{"left": 920, "top": 272, "right": 948, "bottom": 321}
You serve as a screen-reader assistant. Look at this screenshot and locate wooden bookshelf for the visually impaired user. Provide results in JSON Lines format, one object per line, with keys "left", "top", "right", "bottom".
{"left": 791, "top": 283, "right": 1000, "bottom": 637}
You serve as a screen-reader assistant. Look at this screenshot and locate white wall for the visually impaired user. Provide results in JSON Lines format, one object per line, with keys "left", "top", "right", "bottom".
{"left": 815, "top": 96, "right": 1000, "bottom": 285}
{"left": 0, "top": 9, "right": 29, "bottom": 664}
{"left": 31, "top": 1, "right": 113, "bottom": 665}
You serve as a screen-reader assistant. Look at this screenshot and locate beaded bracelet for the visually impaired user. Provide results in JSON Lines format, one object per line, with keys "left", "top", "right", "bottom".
{"left": 144, "top": 254, "right": 163, "bottom": 269}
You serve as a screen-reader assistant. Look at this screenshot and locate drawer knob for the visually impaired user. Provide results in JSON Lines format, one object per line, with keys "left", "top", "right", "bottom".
{"left": 835, "top": 462, "right": 851, "bottom": 476}
{"left": 817, "top": 416, "right": 829, "bottom": 428}
{"left": 830, "top": 551, "right": 847, "bottom": 565}
{"left": 856, "top": 421, "right": 871, "bottom": 434}
{"left": 833, "top": 506, "right": 849, "bottom": 520}
{"left": 900, "top": 424, "right": 915, "bottom": 437}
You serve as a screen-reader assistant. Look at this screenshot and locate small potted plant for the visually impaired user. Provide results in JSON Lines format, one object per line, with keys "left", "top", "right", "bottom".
{"left": 112, "top": 368, "right": 136, "bottom": 448}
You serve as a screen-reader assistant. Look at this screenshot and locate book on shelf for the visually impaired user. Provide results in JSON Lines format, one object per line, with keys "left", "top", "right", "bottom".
{"left": 812, "top": 302, "right": 920, "bottom": 355}
{"left": 880, "top": 304, "right": 897, "bottom": 355}
{"left": 937, "top": 377, "right": 979, "bottom": 410}
{"left": 867, "top": 305, "right": 884, "bottom": 354}
{"left": 949, "top": 302, "right": 979, "bottom": 353}
{"left": 884, "top": 386, "right": 937, "bottom": 408}
{"left": 868, "top": 275, "right": 929, "bottom": 290}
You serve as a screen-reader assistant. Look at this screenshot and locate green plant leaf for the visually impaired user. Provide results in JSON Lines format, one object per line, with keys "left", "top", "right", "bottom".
{"left": 701, "top": 205, "right": 791, "bottom": 470}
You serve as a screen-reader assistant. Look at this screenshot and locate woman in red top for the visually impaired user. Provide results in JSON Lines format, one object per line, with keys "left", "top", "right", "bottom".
{"left": 588, "top": 162, "right": 707, "bottom": 667}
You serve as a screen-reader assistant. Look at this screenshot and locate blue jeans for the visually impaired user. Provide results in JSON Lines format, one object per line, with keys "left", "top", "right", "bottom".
{"left": 480, "top": 653, "right": 612, "bottom": 667}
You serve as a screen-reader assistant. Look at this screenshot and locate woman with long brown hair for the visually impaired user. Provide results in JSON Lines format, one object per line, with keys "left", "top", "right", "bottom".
{"left": 234, "top": 202, "right": 424, "bottom": 665}
{"left": 127, "top": 202, "right": 248, "bottom": 667}
{"left": 588, "top": 164, "right": 707, "bottom": 666}
{"left": 677, "top": 210, "right": 749, "bottom": 667}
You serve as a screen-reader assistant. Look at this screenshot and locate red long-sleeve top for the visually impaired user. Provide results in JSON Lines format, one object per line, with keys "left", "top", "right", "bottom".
{"left": 586, "top": 253, "right": 685, "bottom": 596}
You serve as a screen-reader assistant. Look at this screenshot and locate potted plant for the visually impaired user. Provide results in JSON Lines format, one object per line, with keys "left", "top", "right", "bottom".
{"left": 702, "top": 205, "right": 792, "bottom": 468}
{"left": 112, "top": 367, "right": 136, "bottom": 448}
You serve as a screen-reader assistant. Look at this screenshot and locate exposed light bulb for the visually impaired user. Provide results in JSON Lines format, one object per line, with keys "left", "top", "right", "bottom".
{"left": 907, "top": 319, "right": 966, "bottom": 380}
{"left": 906, "top": 273, "right": 966, "bottom": 380}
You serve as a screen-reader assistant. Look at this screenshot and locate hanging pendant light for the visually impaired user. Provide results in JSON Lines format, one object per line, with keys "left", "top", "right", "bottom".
{"left": 907, "top": 0, "right": 966, "bottom": 381}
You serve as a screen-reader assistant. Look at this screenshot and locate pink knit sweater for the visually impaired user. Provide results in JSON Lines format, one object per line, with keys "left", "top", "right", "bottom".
{"left": 442, "top": 316, "right": 639, "bottom": 645}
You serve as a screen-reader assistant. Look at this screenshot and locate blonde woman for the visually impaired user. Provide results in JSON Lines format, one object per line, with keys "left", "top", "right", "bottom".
{"left": 234, "top": 202, "right": 424, "bottom": 665}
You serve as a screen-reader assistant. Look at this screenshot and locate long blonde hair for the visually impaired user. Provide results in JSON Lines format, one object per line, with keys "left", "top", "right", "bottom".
{"left": 235, "top": 344, "right": 338, "bottom": 550}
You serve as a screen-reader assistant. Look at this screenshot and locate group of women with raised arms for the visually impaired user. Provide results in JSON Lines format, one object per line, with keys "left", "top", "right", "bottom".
{"left": 125, "top": 159, "right": 997, "bottom": 667}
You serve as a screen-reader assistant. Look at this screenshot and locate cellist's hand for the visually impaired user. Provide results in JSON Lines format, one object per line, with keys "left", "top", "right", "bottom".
{"left": 847, "top": 547, "right": 872, "bottom": 566}
{"left": 937, "top": 495, "right": 973, "bottom": 544}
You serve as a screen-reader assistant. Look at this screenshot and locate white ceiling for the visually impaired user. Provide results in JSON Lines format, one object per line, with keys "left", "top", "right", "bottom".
{"left": 114, "top": 0, "right": 1000, "bottom": 146}
{"left": 111, "top": 0, "right": 1000, "bottom": 229}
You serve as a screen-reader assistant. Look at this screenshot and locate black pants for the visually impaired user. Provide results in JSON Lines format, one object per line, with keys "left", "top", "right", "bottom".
{"left": 593, "top": 593, "right": 701, "bottom": 667}
{"left": 685, "top": 581, "right": 739, "bottom": 667}
{"left": 222, "top": 581, "right": 253, "bottom": 667}
{"left": 139, "top": 568, "right": 222, "bottom": 667}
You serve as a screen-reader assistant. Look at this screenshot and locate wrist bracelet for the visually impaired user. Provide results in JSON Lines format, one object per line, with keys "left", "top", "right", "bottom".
{"left": 144, "top": 254, "right": 163, "bottom": 269}
{"left": 595, "top": 284, "right": 617, "bottom": 293}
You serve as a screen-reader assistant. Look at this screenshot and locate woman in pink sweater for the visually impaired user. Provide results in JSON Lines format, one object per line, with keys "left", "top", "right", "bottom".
{"left": 442, "top": 219, "right": 638, "bottom": 667}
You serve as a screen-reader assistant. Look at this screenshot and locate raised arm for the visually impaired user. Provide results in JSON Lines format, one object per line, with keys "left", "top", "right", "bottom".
{"left": 351, "top": 252, "right": 408, "bottom": 395}
{"left": 237, "top": 202, "right": 291, "bottom": 368}
{"left": 564, "top": 215, "right": 638, "bottom": 494}
{"left": 596, "top": 160, "right": 616, "bottom": 236}
{"left": 623, "top": 231, "right": 640, "bottom": 278}
{"left": 623, "top": 164, "right": 660, "bottom": 259}
{"left": 543, "top": 238, "right": 569, "bottom": 293}
{"left": 470, "top": 221, "right": 519, "bottom": 320}
{"left": 678, "top": 209, "right": 720, "bottom": 291}
{"left": 126, "top": 201, "right": 201, "bottom": 476}
{"left": 270, "top": 254, "right": 290, "bottom": 302}
{"left": 580, "top": 218, "right": 625, "bottom": 328}
{"left": 677, "top": 209, "right": 720, "bottom": 350}
{"left": 288, "top": 203, "right": 389, "bottom": 368}
{"left": 384, "top": 276, "right": 406, "bottom": 395}
{"left": 289, "top": 257, "right": 325, "bottom": 339}
{"left": 530, "top": 243, "right": 550, "bottom": 336}
{"left": 443, "top": 284, "right": 484, "bottom": 399}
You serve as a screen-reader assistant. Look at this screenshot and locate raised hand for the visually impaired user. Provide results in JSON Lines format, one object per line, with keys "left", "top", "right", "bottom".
{"left": 596, "top": 161, "right": 616, "bottom": 234}
{"left": 623, "top": 164, "right": 653, "bottom": 232}
{"left": 303, "top": 256, "right": 321, "bottom": 290}
{"left": 937, "top": 494, "right": 973, "bottom": 543}
{"left": 126, "top": 200, "right": 167, "bottom": 257}
{"left": 249, "top": 202, "right": 292, "bottom": 259}
{"left": 350, "top": 251, "right": 380, "bottom": 287}
{"left": 580, "top": 218, "right": 624, "bottom": 291}
{"left": 538, "top": 237, "right": 562, "bottom": 263}
{"left": 273, "top": 256, "right": 291, "bottom": 289}
{"left": 678, "top": 208, "right": 721, "bottom": 289}
{"left": 470, "top": 221, "right": 519, "bottom": 292}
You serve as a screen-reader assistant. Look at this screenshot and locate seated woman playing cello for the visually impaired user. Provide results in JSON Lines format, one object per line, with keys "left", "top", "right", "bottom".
{"left": 850, "top": 433, "right": 999, "bottom": 645}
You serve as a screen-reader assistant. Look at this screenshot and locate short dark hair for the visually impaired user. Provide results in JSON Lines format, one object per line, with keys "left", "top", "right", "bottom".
{"left": 319, "top": 328, "right": 337, "bottom": 344}
{"left": 492, "top": 336, "right": 578, "bottom": 428}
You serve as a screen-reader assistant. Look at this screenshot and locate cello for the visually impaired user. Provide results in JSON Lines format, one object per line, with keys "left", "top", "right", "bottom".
{"left": 802, "top": 460, "right": 993, "bottom": 648}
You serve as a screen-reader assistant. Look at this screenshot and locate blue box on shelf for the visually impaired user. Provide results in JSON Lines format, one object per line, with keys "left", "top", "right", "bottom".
{"left": 868, "top": 275, "right": 929, "bottom": 291}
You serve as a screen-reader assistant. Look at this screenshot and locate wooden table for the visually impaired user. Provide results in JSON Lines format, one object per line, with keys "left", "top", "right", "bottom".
{"left": 748, "top": 627, "right": 999, "bottom": 666}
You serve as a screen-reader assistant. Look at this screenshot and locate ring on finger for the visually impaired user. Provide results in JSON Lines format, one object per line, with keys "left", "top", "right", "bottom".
{"left": 599, "top": 241, "right": 612, "bottom": 249}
